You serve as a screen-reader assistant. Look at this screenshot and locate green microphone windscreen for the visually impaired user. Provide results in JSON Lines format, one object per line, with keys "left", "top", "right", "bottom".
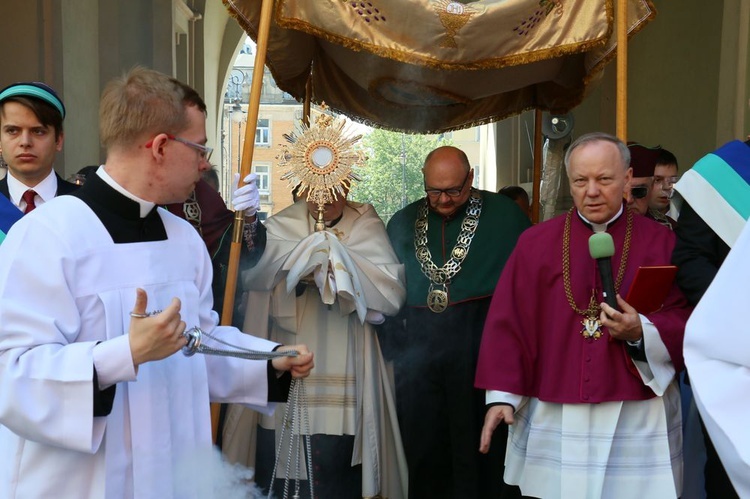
{"left": 588, "top": 232, "right": 615, "bottom": 259}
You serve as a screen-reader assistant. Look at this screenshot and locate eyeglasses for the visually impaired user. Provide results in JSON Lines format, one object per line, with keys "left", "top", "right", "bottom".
{"left": 630, "top": 185, "right": 649, "bottom": 199}
{"left": 653, "top": 175, "right": 679, "bottom": 187}
{"left": 145, "top": 134, "right": 213, "bottom": 162}
{"left": 425, "top": 170, "right": 471, "bottom": 198}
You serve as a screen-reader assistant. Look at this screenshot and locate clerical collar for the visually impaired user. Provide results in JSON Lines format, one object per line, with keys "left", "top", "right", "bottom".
{"left": 74, "top": 171, "right": 167, "bottom": 243}
{"left": 97, "top": 167, "right": 156, "bottom": 218}
{"left": 576, "top": 204, "right": 624, "bottom": 233}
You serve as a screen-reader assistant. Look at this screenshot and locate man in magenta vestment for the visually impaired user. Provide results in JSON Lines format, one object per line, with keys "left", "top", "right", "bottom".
{"left": 475, "top": 132, "right": 692, "bottom": 499}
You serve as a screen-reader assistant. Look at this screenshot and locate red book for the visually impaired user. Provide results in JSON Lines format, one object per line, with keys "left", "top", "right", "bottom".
{"left": 625, "top": 265, "right": 678, "bottom": 315}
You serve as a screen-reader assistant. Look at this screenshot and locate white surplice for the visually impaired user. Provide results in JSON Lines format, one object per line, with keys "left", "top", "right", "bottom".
{"left": 0, "top": 196, "right": 279, "bottom": 499}
{"left": 222, "top": 200, "right": 408, "bottom": 499}
{"left": 685, "top": 219, "right": 750, "bottom": 497}
{"left": 488, "top": 321, "right": 683, "bottom": 499}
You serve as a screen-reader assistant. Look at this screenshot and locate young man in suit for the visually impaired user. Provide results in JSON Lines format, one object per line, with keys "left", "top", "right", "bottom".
{"left": 0, "top": 81, "right": 78, "bottom": 215}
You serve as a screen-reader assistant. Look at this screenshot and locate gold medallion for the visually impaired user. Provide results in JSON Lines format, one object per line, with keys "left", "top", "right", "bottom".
{"left": 414, "top": 193, "right": 482, "bottom": 314}
{"left": 562, "top": 209, "right": 633, "bottom": 341}
{"left": 427, "top": 289, "right": 448, "bottom": 313}
{"left": 580, "top": 315, "right": 603, "bottom": 339}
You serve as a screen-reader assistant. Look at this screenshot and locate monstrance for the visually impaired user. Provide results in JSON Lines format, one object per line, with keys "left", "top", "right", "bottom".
{"left": 278, "top": 106, "right": 365, "bottom": 231}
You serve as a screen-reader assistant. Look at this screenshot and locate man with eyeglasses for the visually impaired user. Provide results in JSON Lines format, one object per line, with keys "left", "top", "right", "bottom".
{"left": 384, "top": 145, "right": 531, "bottom": 498}
{"left": 626, "top": 143, "right": 657, "bottom": 216}
{"left": 626, "top": 143, "right": 677, "bottom": 230}
{"left": 0, "top": 67, "right": 314, "bottom": 498}
{"left": 648, "top": 148, "right": 680, "bottom": 229}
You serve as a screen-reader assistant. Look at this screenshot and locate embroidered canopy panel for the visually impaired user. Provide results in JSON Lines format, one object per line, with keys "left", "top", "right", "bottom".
{"left": 224, "top": 0, "right": 655, "bottom": 133}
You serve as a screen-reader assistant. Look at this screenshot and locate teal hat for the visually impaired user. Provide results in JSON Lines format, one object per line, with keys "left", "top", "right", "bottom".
{"left": 0, "top": 81, "right": 66, "bottom": 119}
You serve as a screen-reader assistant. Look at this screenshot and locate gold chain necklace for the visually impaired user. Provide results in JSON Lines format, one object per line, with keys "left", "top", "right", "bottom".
{"left": 414, "top": 190, "right": 482, "bottom": 313}
{"left": 562, "top": 207, "right": 632, "bottom": 339}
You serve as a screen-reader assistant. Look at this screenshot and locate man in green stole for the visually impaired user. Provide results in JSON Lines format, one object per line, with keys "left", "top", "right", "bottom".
{"left": 384, "top": 146, "right": 530, "bottom": 499}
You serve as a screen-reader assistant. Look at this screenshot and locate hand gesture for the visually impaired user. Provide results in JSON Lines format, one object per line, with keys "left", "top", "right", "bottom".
{"left": 479, "top": 405, "right": 515, "bottom": 454}
{"left": 232, "top": 172, "right": 260, "bottom": 216}
{"left": 128, "top": 288, "right": 187, "bottom": 367}
{"left": 271, "top": 344, "right": 315, "bottom": 379}
{"left": 600, "top": 294, "right": 643, "bottom": 342}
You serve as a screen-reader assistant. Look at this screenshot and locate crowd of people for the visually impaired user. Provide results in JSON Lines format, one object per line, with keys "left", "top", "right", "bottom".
{"left": 0, "top": 69, "right": 747, "bottom": 499}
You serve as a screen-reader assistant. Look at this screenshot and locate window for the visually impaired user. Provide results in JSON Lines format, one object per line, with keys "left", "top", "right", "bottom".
{"left": 253, "top": 164, "right": 271, "bottom": 203}
{"left": 255, "top": 118, "right": 270, "bottom": 146}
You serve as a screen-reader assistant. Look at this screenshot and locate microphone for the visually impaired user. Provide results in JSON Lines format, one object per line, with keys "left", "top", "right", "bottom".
{"left": 588, "top": 232, "right": 619, "bottom": 311}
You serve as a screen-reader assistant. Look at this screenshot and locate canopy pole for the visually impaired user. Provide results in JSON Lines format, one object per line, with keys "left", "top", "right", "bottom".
{"left": 531, "top": 109, "right": 543, "bottom": 224}
{"left": 616, "top": 0, "right": 627, "bottom": 142}
{"left": 221, "top": 0, "right": 273, "bottom": 326}
{"left": 303, "top": 72, "right": 312, "bottom": 127}
{"left": 214, "top": 0, "right": 275, "bottom": 444}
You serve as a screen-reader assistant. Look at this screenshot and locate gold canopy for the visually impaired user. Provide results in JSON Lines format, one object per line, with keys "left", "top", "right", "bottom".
{"left": 223, "top": 0, "right": 655, "bottom": 134}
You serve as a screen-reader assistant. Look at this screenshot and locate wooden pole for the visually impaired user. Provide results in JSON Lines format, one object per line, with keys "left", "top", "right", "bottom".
{"left": 303, "top": 73, "right": 312, "bottom": 127}
{"left": 616, "top": 0, "right": 628, "bottom": 142}
{"left": 531, "top": 109, "right": 543, "bottom": 224}
{"left": 221, "top": 0, "right": 273, "bottom": 326}
{"left": 213, "top": 0, "right": 275, "bottom": 444}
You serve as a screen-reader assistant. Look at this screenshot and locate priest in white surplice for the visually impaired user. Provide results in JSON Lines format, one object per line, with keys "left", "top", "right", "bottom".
{"left": 222, "top": 190, "right": 408, "bottom": 499}
{"left": 684, "top": 218, "right": 750, "bottom": 497}
{"left": 0, "top": 68, "right": 313, "bottom": 499}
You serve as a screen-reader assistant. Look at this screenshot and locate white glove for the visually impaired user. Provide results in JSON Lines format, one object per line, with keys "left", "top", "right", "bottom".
{"left": 232, "top": 172, "right": 260, "bottom": 216}
{"left": 365, "top": 310, "right": 385, "bottom": 325}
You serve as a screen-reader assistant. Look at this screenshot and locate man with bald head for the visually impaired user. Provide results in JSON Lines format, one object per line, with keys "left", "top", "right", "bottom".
{"left": 385, "top": 145, "right": 531, "bottom": 498}
{"left": 476, "top": 133, "right": 691, "bottom": 499}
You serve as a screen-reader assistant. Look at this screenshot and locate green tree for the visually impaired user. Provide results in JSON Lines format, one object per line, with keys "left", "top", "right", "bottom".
{"left": 350, "top": 129, "right": 449, "bottom": 223}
